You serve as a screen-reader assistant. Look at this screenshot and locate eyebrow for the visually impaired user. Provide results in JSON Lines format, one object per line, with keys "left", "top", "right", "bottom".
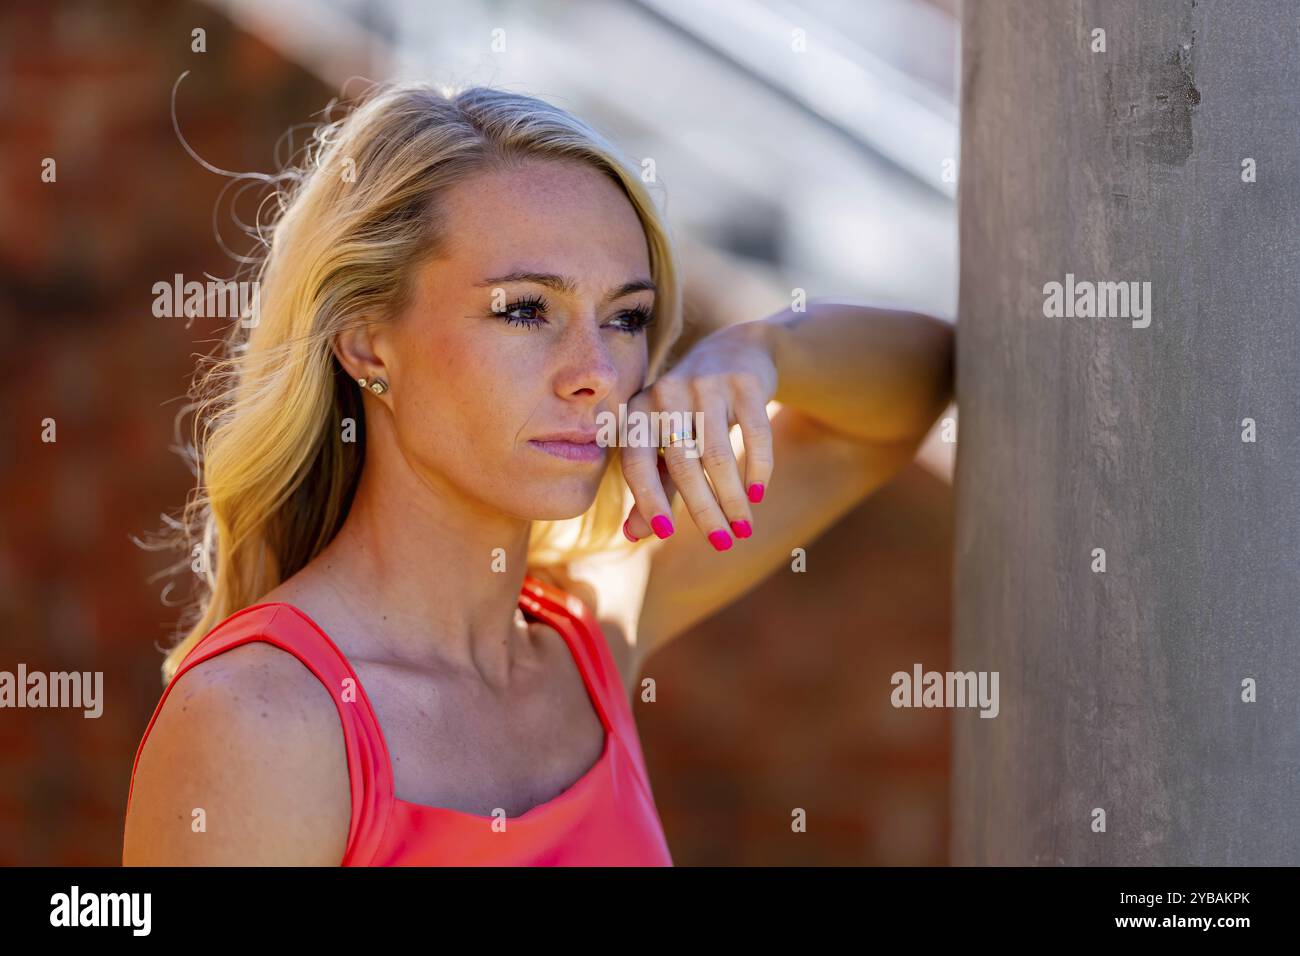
{"left": 475, "top": 271, "right": 656, "bottom": 304}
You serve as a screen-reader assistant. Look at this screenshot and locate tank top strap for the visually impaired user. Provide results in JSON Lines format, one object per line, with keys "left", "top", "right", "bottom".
{"left": 126, "top": 603, "right": 394, "bottom": 865}
{"left": 520, "top": 574, "right": 644, "bottom": 757}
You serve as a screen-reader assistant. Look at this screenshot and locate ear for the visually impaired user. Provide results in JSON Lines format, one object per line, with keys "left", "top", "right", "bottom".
{"left": 332, "top": 319, "right": 390, "bottom": 390}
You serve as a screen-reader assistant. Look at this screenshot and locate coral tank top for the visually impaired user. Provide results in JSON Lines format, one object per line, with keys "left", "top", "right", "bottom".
{"left": 125, "top": 574, "right": 674, "bottom": 866}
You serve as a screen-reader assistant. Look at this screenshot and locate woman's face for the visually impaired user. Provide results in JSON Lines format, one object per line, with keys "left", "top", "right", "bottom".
{"left": 377, "top": 157, "right": 655, "bottom": 521}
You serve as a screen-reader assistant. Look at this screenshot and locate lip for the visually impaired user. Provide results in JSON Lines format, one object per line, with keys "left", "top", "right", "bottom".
{"left": 528, "top": 429, "right": 604, "bottom": 463}
{"left": 528, "top": 438, "right": 605, "bottom": 463}
{"left": 531, "top": 429, "right": 601, "bottom": 444}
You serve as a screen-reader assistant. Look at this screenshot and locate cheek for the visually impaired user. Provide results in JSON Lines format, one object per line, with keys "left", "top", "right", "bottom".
{"left": 414, "top": 327, "right": 539, "bottom": 448}
{"left": 615, "top": 340, "right": 650, "bottom": 399}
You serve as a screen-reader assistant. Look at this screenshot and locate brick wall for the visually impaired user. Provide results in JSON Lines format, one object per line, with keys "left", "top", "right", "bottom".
{"left": 0, "top": 0, "right": 338, "bottom": 865}
{"left": 638, "top": 464, "right": 952, "bottom": 865}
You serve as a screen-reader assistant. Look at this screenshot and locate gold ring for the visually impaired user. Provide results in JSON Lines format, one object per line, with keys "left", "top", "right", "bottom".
{"left": 658, "top": 433, "right": 689, "bottom": 455}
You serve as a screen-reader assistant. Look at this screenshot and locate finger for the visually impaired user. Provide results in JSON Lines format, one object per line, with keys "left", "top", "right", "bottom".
{"left": 619, "top": 397, "right": 677, "bottom": 540}
{"left": 623, "top": 456, "right": 677, "bottom": 541}
{"left": 661, "top": 438, "right": 734, "bottom": 552}
{"left": 694, "top": 397, "right": 753, "bottom": 539}
{"left": 734, "top": 395, "right": 774, "bottom": 504}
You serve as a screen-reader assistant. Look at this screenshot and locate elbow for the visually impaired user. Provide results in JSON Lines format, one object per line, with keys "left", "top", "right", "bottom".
{"left": 897, "top": 314, "right": 955, "bottom": 442}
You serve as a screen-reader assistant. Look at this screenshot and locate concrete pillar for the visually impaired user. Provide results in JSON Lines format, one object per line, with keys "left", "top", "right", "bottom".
{"left": 953, "top": 0, "right": 1300, "bottom": 864}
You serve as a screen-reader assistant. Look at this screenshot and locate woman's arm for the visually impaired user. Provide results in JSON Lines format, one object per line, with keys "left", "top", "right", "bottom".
{"left": 762, "top": 300, "right": 954, "bottom": 445}
{"left": 626, "top": 300, "right": 953, "bottom": 667}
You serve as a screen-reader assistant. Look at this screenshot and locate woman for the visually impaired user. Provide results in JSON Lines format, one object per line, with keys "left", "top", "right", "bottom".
{"left": 121, "top": 82, "right": 953, "bottom": 866}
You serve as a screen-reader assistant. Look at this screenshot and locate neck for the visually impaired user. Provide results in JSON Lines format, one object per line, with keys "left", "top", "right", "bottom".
{"left": 313, "top": 442, "right": 534, "bottom": 683}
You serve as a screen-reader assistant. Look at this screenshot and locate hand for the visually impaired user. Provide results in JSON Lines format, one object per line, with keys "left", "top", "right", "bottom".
{"left": 619, "top": 320, "right": 778, "bottom": 550}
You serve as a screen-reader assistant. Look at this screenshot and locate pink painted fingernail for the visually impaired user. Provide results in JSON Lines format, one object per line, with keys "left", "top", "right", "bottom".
{"left": 747, "top": 483, "right": 765, "bottom": 503}
{"left": 708, "top": 529, "right": 733, "bottom": 551}
{"left": 651, "top": 514, "right": 674, "bottom": 539}
{"left": 622, "top": 518, "right": 640, "bottom": 542}
{"left": 730, "top": 519, "right": 751, "bottom": 539}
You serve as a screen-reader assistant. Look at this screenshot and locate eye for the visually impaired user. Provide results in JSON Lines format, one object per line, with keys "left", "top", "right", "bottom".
{"left": 608, "top": 305, "right": 655, "bottom": 335}
{"left": 495, "top": 294, "right": 549, "bottom": 329}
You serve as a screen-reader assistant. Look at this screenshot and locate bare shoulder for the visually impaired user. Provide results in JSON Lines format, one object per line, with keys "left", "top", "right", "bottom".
{"left": 123, "top": 641, "right": 351, "bottom": 866}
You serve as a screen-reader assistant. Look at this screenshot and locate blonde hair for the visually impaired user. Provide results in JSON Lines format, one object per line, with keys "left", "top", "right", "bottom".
{"left": 148, "top": 82, "right": 683, "bottom": 684}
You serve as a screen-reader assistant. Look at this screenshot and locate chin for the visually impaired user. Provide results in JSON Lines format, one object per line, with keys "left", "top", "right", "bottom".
{"left": 512, "top": 474, "right": 606, "bottom": 522}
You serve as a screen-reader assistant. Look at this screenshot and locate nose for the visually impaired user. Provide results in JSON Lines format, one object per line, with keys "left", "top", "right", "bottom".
{"left": 553, "top": 318, "right": 618, "bottom": 402}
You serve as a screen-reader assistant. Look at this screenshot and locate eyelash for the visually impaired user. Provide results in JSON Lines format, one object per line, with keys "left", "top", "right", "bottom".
{"left": 494, "top": 294, "right": 654, "bottom": 335}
